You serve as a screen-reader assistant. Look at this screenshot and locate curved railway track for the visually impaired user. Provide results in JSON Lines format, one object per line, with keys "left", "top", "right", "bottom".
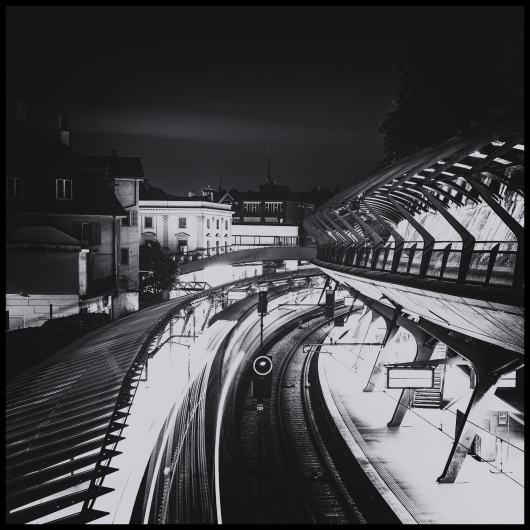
{"left": 221, "top": 304, "right": 368, "bottom": 524}
{"left": 273, "top": 311, "right": 366, "bottom": 524}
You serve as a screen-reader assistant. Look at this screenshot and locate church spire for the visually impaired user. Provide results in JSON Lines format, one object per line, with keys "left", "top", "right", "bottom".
{"left": 266, "top": 150, "right": 273, "bottom": 185}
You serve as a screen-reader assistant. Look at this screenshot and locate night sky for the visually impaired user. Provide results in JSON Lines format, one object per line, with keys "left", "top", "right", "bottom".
{"left": 5, "top": 6, "right": 506, "bottom": 196}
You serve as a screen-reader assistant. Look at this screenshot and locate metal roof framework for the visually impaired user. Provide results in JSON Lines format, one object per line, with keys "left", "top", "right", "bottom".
{"left": 313, "top": 114, "right": 524, "bottom": 230}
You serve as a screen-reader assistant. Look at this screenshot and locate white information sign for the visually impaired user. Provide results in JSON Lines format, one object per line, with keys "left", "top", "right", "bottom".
{"left": 387, "top": 367, "right": 434, "bottom": 389}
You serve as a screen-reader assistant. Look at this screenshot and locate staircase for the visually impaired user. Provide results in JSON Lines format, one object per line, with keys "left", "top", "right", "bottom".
{"left": 412, "top": 342, "right": 446, "bottom": 409}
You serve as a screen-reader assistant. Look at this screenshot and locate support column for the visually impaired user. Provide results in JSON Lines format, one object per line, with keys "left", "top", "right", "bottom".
{"left": 362, "top": 324, "right": 400, "bottom": 392}
{"left": 413, "top": 316, "right": 523, "bottom": 483}
{"left": 162, "top": 215, "right": 169, "bottom": 250}
{"left": 437, "top": 374, "right": 498, "bottom": 483}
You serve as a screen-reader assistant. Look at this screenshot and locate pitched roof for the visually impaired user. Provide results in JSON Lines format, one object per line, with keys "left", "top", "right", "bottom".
{"left": 82, "top": 155, "right": 145, "bottom": 179}
{"left": 6, "top": 120, "right": 127, "bottom": 217}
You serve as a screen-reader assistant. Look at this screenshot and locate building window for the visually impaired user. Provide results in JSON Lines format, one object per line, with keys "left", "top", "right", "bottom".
{"left": 243, "top": 202, "right": 261, "bottom": 212}
{"left": 56, "top": 179, "right": 73, "bottom": 200}
{"left": 179, "top": 218, "right": 186, "bottom": 228}
{"left": 73, "top": 222, "right": 101, "bottom": 245}
{"left": 177, "top": 239, "right": 188, "bottom": 254}
{"left": 265, "top": 202, "right": 282, "bottom": 212}
{"left": 121, "top": 248, "right": 129, "bottom": 265}
{"left": 216, "top": 219, "right": 219, "bottom": 229}
{"left": 7, "top": 177, "right": 23, "bottom": 199}
{"left": 207, "top": 219, "right": 210, "bottom": 228}
{"left": 124, "top": 211, "right": 138, "bottom": 227}
{"left": 142, "top": 232, "right": 156, "bottom": 244}
{"left": 225, "top": 220, "right": 228, "bottom": 230}
{"left": 145, "top": 216, "right": 153, "bottom": 229}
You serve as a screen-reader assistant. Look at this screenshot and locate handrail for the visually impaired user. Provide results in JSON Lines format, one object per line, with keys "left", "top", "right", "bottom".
{"left": 314, "top": 238, "right": 519, "bottom": 289}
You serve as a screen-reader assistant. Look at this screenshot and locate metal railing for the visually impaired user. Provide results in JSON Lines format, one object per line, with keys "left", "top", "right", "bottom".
{"left": 316, "top": 240, "right": 520, "bottom": 289}
{"left": 172, "top": 240, "right": 301, "bottom": 263}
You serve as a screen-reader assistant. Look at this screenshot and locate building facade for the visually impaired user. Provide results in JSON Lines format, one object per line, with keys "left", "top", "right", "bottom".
{"left": 6, "top": 106, "right": 144, "bottom": 328}
{"left": 139, "top": 182, "right": 234, "bottom": 261}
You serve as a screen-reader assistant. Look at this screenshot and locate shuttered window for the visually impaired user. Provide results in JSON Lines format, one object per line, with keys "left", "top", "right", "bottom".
{"left": 73, "top": 222, "right": 100, "bottom": 244}
{"left": 123, "top": 210, "right": 138, "bottom": 226}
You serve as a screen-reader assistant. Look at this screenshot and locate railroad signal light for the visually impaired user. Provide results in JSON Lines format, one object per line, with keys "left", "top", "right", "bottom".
{"left": 258, "top": 285, "right": 268, "bottom": 315}
{"left": 325, "top": 289, "right": 335, "bottom": 319}
{"left": 252, "top": 355, "right": 273, "bottom": 399}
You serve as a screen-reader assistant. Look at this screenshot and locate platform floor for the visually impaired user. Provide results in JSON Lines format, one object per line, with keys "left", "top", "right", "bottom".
{"left": 320, "top": 317, "right": 524, "bottom": 525}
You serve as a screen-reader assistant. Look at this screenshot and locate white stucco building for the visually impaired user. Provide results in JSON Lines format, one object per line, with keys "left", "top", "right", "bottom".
{"left": 139, "top": 199, "right": 234, "bottom": 260}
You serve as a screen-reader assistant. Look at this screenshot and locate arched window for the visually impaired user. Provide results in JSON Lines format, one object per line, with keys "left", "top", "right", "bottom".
{"left": 142, "top": 232, "right": 156, "bottom": 245}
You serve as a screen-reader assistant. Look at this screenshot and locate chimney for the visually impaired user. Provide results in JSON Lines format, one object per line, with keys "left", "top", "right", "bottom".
{"left": 15, "top": 101, "right": 26, "bottom": 122}
{"left": 188, "top": 190, "right": 195, "bottom": 197}
{"left": 59, "top": 113, "right": 69, "bottom": 147}
{"left": 112, "top": 149, "right": 117, "bottom": 157}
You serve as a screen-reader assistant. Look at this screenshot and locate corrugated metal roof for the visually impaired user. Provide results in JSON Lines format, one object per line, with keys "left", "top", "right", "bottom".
{"left": 5, "top": 268, "right": 322, "bottom": 524}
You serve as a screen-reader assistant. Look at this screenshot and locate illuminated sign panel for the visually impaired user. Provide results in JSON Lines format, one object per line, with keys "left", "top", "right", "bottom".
{"left": 227, "top": 291, "right": 246, "bottom": 300}
{"left": 387, "top": 367, "right": 434, "bottom": 389}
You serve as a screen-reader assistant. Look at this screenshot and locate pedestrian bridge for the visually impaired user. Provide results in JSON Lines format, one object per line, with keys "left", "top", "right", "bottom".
{"left": 178, "top": 245, "right": 316, "bottom": 275}
{"left": 303, "top": 114, "right": 524, "bottom": 485}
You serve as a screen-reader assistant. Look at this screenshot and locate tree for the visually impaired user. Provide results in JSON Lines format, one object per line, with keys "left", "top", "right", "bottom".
{"left": 139, "top": 240, "right": 180, "bottom": 294}
{"left": 376, "top": 7, "right": 524, "bottom": 168}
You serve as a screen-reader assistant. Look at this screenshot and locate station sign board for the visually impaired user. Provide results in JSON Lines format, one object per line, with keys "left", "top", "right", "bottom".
{"left": 386, "top": 367, "right": 434, "bottom": 389}
{"left": 227, "top": 291, "right": 246, "bottom": 300}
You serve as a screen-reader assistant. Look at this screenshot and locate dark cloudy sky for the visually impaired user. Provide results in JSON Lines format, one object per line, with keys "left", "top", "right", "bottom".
{"left": 5, "top": 6, "right": 505, "bottom": 195}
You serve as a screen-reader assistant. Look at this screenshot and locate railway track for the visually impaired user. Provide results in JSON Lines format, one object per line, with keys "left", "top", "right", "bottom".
{"left": 273, "top": 313, "right": 366, "bottom": 524}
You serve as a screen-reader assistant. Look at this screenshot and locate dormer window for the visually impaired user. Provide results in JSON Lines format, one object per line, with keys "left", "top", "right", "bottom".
{"left": 7, "top": 177, "right": 23, "bottom": 199}
{"left": 56, "top": 179, "right": 73, "bottom": 200}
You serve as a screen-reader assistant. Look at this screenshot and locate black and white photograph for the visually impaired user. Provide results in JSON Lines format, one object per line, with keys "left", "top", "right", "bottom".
{"left": 6, "top": 5, "right": 524, "bottom": 524}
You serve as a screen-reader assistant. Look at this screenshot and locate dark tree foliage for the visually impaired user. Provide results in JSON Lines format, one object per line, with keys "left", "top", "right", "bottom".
{"left": 377, "top": 7, "right": 524, "bottom": 168}
{"left": 139, "top": 240, "right": 180, "bottom": 293}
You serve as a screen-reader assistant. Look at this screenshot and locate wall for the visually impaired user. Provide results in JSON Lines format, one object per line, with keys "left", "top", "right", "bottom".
{"left": 7, "top": 250, "right": 80, "bottom": 294}
{"left": 6, "top": 293, "right": 79, "bottom": 329}
{"left": 7, "top": 213, "right": 117, "bottom": 281}
{"left": 117, "top": 179, "right": 141, "bottom": 287}
{"left": 113, "top": 291, "right": 139, "bottom": 319}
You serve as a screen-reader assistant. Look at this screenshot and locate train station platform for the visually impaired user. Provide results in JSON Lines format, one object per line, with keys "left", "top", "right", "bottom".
{"left": 319, "top": 314, "right": 524, "bottom": 525}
